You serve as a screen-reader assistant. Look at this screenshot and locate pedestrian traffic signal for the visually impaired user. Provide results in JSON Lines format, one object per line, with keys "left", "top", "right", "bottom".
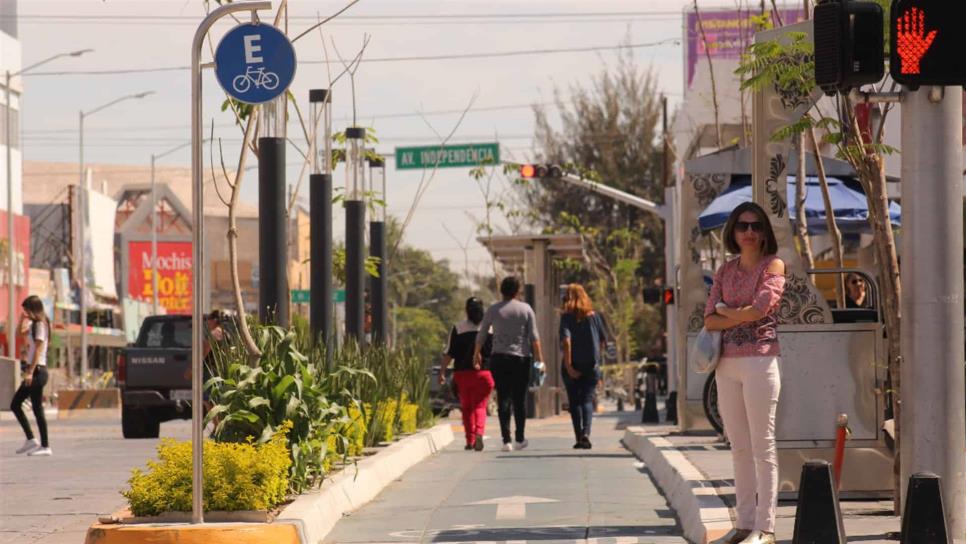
{"left": 889, "top": 1, "right": 966, "bottom": 86}
{"left": 813, "top": 0, "right": 885, "bottom": 95}
{"left": 644, "top": 287, "right": 676, "bottom": 305}
{"left": 663, "top": 288, "right": 675, "bottom": 306}
{"left": 518, "top": 163, "right": 563, "bottom": 180}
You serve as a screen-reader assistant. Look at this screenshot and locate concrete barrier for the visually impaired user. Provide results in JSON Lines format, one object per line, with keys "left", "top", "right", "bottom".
{"left": 622, "top": 426, "right": 733, "bottom": 544}
{"left": 57, "top": 388, "right": 121, "bottom": 419}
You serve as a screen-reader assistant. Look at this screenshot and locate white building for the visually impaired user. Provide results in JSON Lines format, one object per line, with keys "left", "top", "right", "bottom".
{"left": 0, "top": 0, "right": 22, "bottom": 216}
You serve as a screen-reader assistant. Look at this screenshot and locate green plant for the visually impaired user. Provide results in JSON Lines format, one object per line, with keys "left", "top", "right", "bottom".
{"left": 398, "top": 402, "right": 419, "bottom": 435}
{"left": 205, "top": 324, "right": 352, "bottom": 493}
{"left": 123, "top": 424, "right": 291, "bottom": 516}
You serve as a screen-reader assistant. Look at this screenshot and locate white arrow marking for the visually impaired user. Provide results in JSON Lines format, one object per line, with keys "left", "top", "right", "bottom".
{"left": 468, "top": 495, "right": 559, "bottom": 520}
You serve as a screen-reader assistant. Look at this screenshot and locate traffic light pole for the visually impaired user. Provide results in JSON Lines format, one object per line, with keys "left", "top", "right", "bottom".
{"left": 552, "top": 173, "right": 679, "bottom": 414}
{"left": 899, "top": 86, "right": 965, "bottom": 535}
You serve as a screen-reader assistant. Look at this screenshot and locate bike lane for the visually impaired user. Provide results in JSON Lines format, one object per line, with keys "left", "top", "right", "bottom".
{"left": 324, "top": 411, "right": 686, "bottom": 544}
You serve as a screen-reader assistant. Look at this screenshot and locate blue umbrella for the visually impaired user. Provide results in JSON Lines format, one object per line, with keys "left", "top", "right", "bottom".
{"left": 698, "top": 176, "right": 901, "bottom": 233}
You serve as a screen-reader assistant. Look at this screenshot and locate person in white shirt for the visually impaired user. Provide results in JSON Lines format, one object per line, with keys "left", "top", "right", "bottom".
{"left": 11, "top": 295, "right": 52, "bottom": 456}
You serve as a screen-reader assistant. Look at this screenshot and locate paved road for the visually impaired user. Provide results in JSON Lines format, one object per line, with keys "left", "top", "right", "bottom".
{"left": 0, "top": 415, "right": 191, "bottom": 544}
{"left": 325, "top": 411, "right": 687, "bottom": 544}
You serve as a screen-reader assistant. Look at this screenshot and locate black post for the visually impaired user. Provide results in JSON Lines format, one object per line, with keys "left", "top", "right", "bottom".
{"left": 369, "top": 220, "right": 387, "bottom": 344}
{"left": 345, "top": 199, "right": 366, "bottom": 342}
{"left": 310, "top": 173, "right": 332, "bottom": 345}
{"left": 309, "top": 88, "right": 332, "bottom": 351}
{"left": 258, "top": 136, "right": 288, "bottom": 326}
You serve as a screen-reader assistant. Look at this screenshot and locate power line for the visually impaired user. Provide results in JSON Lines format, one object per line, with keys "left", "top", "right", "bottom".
{"left": 23, "top": 39, "right": 679, "bottom": 77}
{"left": 7, "top": 10, "right": 683, "bottom": 22}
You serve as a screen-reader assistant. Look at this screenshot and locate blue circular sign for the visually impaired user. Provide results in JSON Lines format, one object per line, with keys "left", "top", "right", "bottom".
{"left": 215, "top": 23, "right": 296, "bottom": 105}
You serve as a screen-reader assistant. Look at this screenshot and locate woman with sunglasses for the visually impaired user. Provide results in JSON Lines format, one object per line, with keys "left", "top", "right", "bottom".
{"left": 704, "top": 202, "right": 786, "bottom": 544}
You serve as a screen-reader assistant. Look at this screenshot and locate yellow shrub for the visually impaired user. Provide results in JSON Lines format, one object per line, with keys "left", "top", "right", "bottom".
{"left": 123, "top": 426, "right": 291, "bottom": 516}
{"left": 346, "top": 405, "right": 367, "bottom": 456}
{"left": 399, "top": 402, "right": 418, "bottom": 435}
{"left": 378, "top": 399, "right": 398, "bottom": 443}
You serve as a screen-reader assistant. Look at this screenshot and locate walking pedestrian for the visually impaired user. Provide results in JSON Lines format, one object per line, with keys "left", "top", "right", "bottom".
{"left": 559, "top": 283, "right": 607, "bottom": 450}
{"left": 439, "top": 297, "right": 495, "bottom": 451}
{"left": 704, "top": 202, "right": 786, "bottom": 544}
{"left": 474, "top": 276, "right": 544, "bottom": 452}
{"left": 11, "top": 295, "right": 53, "bottom": 456}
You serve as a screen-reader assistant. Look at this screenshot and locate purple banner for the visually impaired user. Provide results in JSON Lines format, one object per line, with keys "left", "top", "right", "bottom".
{"left": 686, "top": 8, "right": 806, "bottom": 89}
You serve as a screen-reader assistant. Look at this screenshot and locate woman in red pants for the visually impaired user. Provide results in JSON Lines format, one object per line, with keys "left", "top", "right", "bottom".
{"left": 439, "top": 297, "right": 494, "bottom": 451}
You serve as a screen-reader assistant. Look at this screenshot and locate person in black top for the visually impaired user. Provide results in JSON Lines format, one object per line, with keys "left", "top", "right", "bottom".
{"left": 439, "top": 297, "right": 494, "bottom": 451}
{"left": 559, "top": 284, "right": 607, "bottom": 449}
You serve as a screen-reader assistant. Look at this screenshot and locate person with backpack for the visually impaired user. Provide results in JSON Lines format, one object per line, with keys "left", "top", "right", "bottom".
{"left": 439, "top": 297, "right": 494, "bottom": 451}
{"left": 11, "top": 295, "right": 52, "bottom": 456}
{"left": 474, "top": 276, "right": 544, "bottom": 452}
{"left": 559, "top": 284, "right": 607, "bottom": 450}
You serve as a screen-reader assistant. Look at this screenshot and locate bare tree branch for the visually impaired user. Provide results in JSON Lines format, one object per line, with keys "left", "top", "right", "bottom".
{"left": 291, "top": 0, "right": 362, "bottom": 43}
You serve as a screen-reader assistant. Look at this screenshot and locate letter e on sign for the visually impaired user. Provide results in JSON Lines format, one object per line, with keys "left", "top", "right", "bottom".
{"left": 243, "top": 34, "right": 263, "bottom": 64}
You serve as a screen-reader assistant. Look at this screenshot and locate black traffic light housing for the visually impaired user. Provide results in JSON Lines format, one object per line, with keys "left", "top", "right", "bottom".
{"left": 814, "top": 0, "right": 885, "bottom": 96}
{"left": 643, "top": 287, "right": 675, "bottom": 305}
{"left": 519, "top": 163, "right": 563, "bottom": 179}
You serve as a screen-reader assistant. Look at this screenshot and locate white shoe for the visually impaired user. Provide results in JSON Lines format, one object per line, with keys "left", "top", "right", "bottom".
{"left": 501, "top": 442, "right": 513, "bottom": 452}
{"left": 738, "top": 530, "right": 775, "bottom": 544}
{"left": 27, "top": 447, "right": 52, "bottom": 457}
{"left": 514, "top": 439, "right": 528, "bottom": 450}
{"left": 16, "top": 438, "right": 40, "bottom": 454}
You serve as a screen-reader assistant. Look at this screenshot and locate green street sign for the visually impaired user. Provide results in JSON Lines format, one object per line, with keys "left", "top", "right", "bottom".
{"left": 291, "top": 289, "right": 346, "bottom": 304}
{"left": 395, "top": 143, "right": 500, "bottom": 170}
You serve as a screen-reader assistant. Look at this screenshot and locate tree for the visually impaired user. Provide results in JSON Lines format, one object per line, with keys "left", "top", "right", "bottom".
{"left": 521, "top": 48, "right": 666, "bottom": 362}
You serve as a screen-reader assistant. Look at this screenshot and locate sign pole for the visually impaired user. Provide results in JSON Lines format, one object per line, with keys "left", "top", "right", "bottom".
{"left": 899, "top": 86, "right": 965, "bottom": 535}
{"left": 191, "top": 1, "right": 272, "bottom": 524}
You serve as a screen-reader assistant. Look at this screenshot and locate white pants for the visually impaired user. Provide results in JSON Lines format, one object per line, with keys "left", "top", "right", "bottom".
{"left": 715, "top": 355, "right": 781, "bottom": 532}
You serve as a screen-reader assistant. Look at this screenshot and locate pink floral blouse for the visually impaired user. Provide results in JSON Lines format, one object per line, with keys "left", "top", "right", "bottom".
{"left": 704, "top": 255, "right": 786, "bottom": 358}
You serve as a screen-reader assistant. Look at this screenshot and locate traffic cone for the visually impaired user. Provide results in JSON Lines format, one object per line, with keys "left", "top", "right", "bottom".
{"left": 792, "top": 460, "right": 846, "bottom": 544}
{"left": 900, "top": 472, "right": 949, "bottom": 544}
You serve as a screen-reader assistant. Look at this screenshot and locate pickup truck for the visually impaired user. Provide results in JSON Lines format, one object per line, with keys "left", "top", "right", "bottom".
{"left": 118, "top": 315, "right": 195, "bottom": 438}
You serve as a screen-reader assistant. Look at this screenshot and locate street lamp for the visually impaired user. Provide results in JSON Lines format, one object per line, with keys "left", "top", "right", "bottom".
{"left": 4, "top": 48, "right": 91, "bottom": 362}
{"left": 367, "top": 153, "right": 387, "bottom": 344}
{"left": 77, "top": 90, "right": 153, "bottom": 386}
{"left": 344, "top": 127, "right": 366, "bottom": 341}
{"left": 149, "top": 140, "right": 198, "bottom": 315}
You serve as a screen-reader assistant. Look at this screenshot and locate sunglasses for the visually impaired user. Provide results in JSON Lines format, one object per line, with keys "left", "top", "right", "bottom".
{"left": 734, "top": 220, "right": 764, "bottom": 233}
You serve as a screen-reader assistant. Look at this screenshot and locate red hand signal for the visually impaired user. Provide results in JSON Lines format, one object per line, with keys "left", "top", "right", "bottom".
{"left": 897, "top": 7, "right": 937, "bottom": 75}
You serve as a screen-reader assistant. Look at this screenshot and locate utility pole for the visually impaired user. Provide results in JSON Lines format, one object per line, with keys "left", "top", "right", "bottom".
{"left": 662, "top": 95, "right": 679, "bottom": 423}
{"left": 899, "top": 86, "right": 965, "bottom": 535}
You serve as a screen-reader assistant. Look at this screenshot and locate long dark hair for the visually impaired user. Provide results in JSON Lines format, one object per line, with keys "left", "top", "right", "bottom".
{"left": 465, "top": 297, "right": 484, "bottom": 325}
{"left": 722, "top": 202, "right": 779, "bottom": 255}
{"left": 21, "top": 295, "right": 50, "bottom": 339}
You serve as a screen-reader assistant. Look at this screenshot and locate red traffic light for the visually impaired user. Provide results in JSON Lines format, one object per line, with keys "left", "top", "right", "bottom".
{"left": 662, "top": 288, "right": 675, "bottom": 305}
{"left": 520, "top": 164, "right": 536, "bottom": 178}
{"left": 890, "top": 1, "right": 966, "bottom": 86}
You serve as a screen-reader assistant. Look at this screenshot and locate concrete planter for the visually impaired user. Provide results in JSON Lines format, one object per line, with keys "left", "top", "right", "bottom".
{"left": 84, "top": 422, "right": 454, "bottom": 544}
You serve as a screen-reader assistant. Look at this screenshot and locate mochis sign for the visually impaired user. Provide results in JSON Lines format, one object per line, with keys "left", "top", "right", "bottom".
{"left": 215, "top": 23, "right": 296, "bottom": 104}
{"left": 128, "top": 241, "right": 193, "bottom": 315}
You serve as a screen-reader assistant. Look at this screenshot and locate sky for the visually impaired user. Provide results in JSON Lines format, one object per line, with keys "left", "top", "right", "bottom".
{"left": 15, "top": 0, "right": 702, "bottom": 284}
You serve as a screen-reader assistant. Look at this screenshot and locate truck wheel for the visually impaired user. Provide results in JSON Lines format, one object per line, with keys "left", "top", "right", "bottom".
{"left": 122, "top": 407, "right": 160, "bottom": 439}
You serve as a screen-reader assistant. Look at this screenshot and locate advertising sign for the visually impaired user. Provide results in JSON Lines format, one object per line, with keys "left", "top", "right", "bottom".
{"left": 128, "top": 241, "right": 193, "bottom": 314}
{"left": 685, "top": 8, "right": 806, "bottom": 89}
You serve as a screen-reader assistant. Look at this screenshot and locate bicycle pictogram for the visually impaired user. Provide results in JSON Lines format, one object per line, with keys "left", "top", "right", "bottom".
{"left": 232, "top": 65, "right": 280, "bottom": 94}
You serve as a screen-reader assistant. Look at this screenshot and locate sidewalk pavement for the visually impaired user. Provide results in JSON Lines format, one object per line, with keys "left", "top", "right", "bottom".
{"left": 324, "top": 410, "right": 687, "bottom": 543}
{"left": 622, "top": 424, "right": 909, "bottom": 544}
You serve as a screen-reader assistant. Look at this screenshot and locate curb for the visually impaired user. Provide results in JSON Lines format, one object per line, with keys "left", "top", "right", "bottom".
{"left": 84, "top": 422, "right": 454, "bottom": 544}
{"left": 622, "top": 426, "right": 732, "bottom": 544}
{"left": 277, "top": 422, "right": 454, "bottom": 544}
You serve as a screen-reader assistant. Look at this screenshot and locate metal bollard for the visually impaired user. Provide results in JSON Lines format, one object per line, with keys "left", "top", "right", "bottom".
{"left": 832, "top": 413, "right": 849, "bottom": 490}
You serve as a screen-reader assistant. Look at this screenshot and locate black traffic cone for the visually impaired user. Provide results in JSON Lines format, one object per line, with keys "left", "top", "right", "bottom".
{"left": 792, "top": 460, "right": 846, "bottom": 544}
{"left": 901, "top": 472, "right": 949, "bottom": 544}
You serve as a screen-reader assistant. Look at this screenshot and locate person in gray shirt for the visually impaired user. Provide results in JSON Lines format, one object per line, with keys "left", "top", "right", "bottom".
{"left": 473, "top": 276, "right": 545, "bottom": 451}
